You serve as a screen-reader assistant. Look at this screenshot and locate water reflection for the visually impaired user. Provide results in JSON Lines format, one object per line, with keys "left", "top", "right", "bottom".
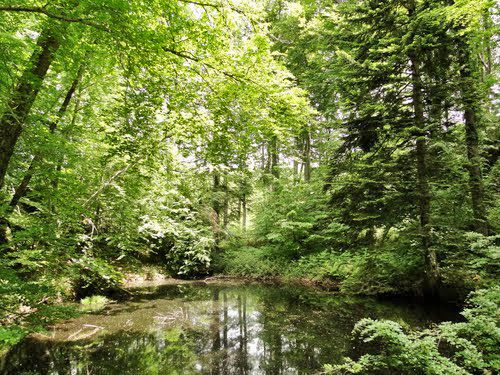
{"left": 1, "top": 283, "right": 459, "bottom": 375}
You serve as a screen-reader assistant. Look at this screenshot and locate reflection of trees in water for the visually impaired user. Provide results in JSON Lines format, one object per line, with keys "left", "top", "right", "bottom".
{"left": 206, "top": 289, "right": 251, "bottom": 375}
{"left": 2, "top": 284, "right": 457, "bottom": 375}
{"left": 2, "top": 329, "right": 200, "bottom": 375}
{"left": 210, "top": 288, "right": 221, "bottom": 375}
{"left": 236, "top": 293, "right": 250, "bottom": 374}
{"left": 204, "top": 286, "right": 339, "bottom": 375}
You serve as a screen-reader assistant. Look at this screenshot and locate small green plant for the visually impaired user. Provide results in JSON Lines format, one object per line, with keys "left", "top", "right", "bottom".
{"left": 80, "top": 295, "right": 110, "bottom": 312}
{"left": 0, "top": 326, "right": 26, "bottom": 352}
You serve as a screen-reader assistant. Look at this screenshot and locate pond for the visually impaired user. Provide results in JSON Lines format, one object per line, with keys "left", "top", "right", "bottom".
{"left": 1, "top": 281, "right": 459, "bottom": 375}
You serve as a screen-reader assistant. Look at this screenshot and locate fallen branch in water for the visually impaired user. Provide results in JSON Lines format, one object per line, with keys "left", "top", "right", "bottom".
{"left": 67, "top": 325, "right": 104, "bottom": 341}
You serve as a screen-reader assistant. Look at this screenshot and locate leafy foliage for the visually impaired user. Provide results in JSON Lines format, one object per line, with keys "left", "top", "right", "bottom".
{"left": 0, "top": 0, "right": 498, "bottom": 363}
{"left": 325, "top": 287, "right": 500, "bottom": 374}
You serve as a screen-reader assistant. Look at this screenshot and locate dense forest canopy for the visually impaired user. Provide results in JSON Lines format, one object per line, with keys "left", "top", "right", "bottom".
{"left": 0, "top": 0, "right": 498, "bottom": 373}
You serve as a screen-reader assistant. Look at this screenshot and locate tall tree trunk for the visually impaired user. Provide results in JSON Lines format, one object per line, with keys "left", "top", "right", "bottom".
{"left": 0, "top": 26, "right": 63, "bottom": 190}
{"left": 410, "top": 53, "right": 440, "bottom": 296}
{"left": 459, "top": 46, "right": 489, "bottom": 235}
{"left": 9, "top": 62, "right": 85, "bottom": 208}
{"left": 241, "top": 193, "right": 247, "bottom": 232}
{"left": 265, "top": 142, "right": 271, "bottom": 174}
{"left": 237, "top": 197, "right": 241, "bottom": 223}
{"left": 293, "top": 136, "right": 300, "bottom": 180}
{"left": 0, "top": 26, "right": 64, "bottom": 246}
{"left": 0, "top": 218, "right": 8, "bottom": 247}
{"left": 303, "top": 129, "right": 311, "bottom": 182}
{"left": 238, "top": 159, "right": 248, "bottom": 232}
{"left": 261, "top": 143, "right": 266, "bottom": 170}
{"left": 212, "top": 172, "right": 222, "bottom": 241}
{"left": 53, "top": 88, "right": 81, "bottom": 195}
{"left": 270, "top": 136, "right": 279, "bottom": 179}
{"left": 223, "top": 176, "right": 229, "bottom": 230}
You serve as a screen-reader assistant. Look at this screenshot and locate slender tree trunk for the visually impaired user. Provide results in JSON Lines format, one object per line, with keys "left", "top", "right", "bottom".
{"left": 270, "top": 136, "right": 279, "bottom": 179}
{"left": 481, "top": 8, "right": 493, "bottom": 77}
{"left": 241, "top": 193, "right": 247, "bottom": 232}
{"left": 0, "top": 26, "right": 64, "bottom": 246}
{"left": 459, "top": 46, "right": 489, "bottom": 235}
{"left": 223, "top": 176, "right": 229, "bottom": 230}
{"left": 237, "top": 197, "right": 241, "bottom": 222}
{"left": 9, "top": 62, "right": 85, "bottom": 208}
{"left": 53, "top": 88, "right": 81, "bottom": 194}
{"left": 0, "top": 218, "right": 8, "bottom": 247}
{"left": 410, "top": 53, "right": 440, "bottom": 296}
{"left": 293, "top": 136, "right": 299, "bottom": 179}
{"left": 265, "top": 142, "right": 271, "bottom": 174}
{"left": 212, "top": 172, "right": 221, "bottom": 239}
{"left": 213, "top": 172, "right": 220, "bottom": 220}
{"left": 303, "top": 129, "right": 311, "bottom": 183}
{"left": 261, "top": 143, "right": 266, "bottom": 170}
{"left": 238, "top": 159, "right": 248, "bottom": 232}
{"left": 9, "top": 154, "right": 41, "bottom": 208}
{"left": 428, "top": 47, "right": 447, "bottom": 136}
{"left": 0, "top": 26, "right": 63, "bottom": 190}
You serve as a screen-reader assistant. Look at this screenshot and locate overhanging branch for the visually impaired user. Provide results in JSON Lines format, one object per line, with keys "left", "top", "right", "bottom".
{"left": 177, "top": 0, "right": 246, "bottom": 15}
{"left": 0, "top": 6, "right": 108, "bottom": 31}
{"left": 2, "top": 6, "right": 251, "bottom": 83}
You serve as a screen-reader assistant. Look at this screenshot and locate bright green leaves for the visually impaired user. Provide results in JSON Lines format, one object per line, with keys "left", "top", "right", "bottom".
{"left": 326, "top": 287, "right": 500, "bottom": 374}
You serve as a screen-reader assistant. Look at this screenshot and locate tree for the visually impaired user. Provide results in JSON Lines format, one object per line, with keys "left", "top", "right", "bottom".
{"left": 0, "top": 23, "right": 66, "bottom": 189}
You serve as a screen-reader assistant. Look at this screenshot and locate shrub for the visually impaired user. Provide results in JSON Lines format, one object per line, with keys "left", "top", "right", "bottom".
{"left": 220, "top": 246, "right": 289, "bottom": 278}
{"left": 72, "top": 256, "right": 124, "bottom": 299}
{"left": 325, "top": 286, "right": 500, "bottom": 374}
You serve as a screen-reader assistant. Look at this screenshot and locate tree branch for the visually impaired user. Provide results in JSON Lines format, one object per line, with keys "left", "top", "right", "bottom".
{"left": 163, "top": 47, "right": 248, "bottom": 83}
{"left": 84, "top": 164, "right": 132, "bottom": 207}
{"left": 0, "top": 6, "right": 109, "bottom": 31}
{"left": 2, "top": 6, "right": 251, "bottom": 83}
{"left": 177, "top": 0, "right": 246, "bottom": 15}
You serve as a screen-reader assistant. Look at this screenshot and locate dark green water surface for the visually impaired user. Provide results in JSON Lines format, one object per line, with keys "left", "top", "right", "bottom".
{"left": 1, "top": 281, "right": 459, "bottom": 375}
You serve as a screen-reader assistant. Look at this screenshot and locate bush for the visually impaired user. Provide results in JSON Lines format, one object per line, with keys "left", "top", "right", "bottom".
{"left": 220, "top": 244, "right": 422, "bottom": 294}
{"left": 325, "top": 286, "right": 500, "bottom": 375}
{"left": 72, "top": 256, "right": 124, "bottom": 299}
{"left": 220, "top": 246, "right": 288, "bottom": 278}
{"left": 140, "top": 217, "right": 214, "bottom": 277}
{"left": 440, "top": 233, "right": 500, "bottom": 293}
{"left": 252, "top": 177, "right": 347, "bottom": 260}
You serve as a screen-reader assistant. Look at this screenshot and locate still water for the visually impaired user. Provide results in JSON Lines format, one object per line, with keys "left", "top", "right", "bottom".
{"left": 1, "top": 281, "right": 459, "bottom": 375}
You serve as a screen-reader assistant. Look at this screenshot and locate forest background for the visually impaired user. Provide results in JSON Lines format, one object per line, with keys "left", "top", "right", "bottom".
{"left": 0, "top": 0, "right": 498, "bottom": 373}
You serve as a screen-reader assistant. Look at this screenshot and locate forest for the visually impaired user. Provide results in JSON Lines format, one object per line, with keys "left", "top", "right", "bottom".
{"left": 0, "top": 0, "right": 498, "bottom": 374}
